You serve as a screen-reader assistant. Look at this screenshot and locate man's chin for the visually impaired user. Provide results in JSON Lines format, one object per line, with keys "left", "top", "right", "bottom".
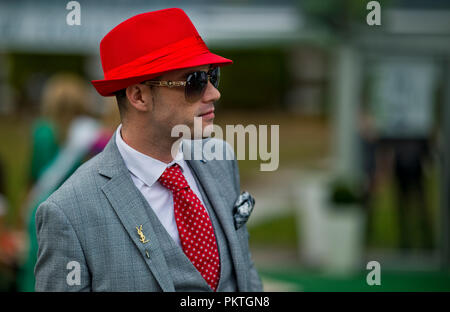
{"left": 188, "top": 123, "right": 214, "bottom": 140}
{"left": 202, "top": 123, "right": 214, "bottom": 138}
{"left": 186, "top": 117, "right": 215, "bottom": 139}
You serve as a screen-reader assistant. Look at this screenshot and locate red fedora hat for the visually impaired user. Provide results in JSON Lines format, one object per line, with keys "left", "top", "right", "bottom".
{"left": 91, "top": 8, "right": 232, "bottom": 96}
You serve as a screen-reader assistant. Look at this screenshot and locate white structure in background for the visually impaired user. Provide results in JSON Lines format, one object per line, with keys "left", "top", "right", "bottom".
{"left": 294, "top": 173, "right": 329, "bottom": 268}
{"left": 0, "top": 1, "right": 304, "bottom": 53}
{"left": 294, "top": 172, "right": 365, "bottom": 274}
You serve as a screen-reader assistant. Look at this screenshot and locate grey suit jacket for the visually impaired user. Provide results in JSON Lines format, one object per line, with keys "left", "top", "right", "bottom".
{"left": 34, "top": 135, "right": 263, "bottom": 291}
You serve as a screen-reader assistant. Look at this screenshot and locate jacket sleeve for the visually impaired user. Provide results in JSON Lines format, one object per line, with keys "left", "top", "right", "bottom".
{"left": 230, "top": 146, "right": 264, "bottom": 292}
{"left": 34, "top": 200, "right": 91, "bottom": 291}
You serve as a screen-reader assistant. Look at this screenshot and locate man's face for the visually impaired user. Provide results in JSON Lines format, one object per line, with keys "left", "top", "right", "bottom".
{"left": 143, "top": 64, "right": 221, "bottom": 139}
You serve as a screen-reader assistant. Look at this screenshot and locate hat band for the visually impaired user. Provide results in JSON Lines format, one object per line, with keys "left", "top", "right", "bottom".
{"left": 104, "top": 35, "right": 209, "bottom": 80}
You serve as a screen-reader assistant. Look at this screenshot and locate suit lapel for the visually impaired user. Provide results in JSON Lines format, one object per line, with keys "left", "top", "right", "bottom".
{"left": 185, "top": 143, "right": 249, "bottom": 291}
{"left": 98, "top": 134, "right": 175, "bottom": 292}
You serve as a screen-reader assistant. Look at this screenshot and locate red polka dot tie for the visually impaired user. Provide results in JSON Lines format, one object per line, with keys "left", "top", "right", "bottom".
{"left": 158, "top": 164, "right": 221, "bottom": 291}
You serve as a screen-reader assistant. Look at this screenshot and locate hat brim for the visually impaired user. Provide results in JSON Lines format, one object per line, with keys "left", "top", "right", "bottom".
{"left": 91, "top": 52, "right": 232, "bottom": 97}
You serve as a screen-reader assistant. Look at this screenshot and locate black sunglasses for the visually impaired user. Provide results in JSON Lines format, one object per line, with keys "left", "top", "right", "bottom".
{"left": 143, "top": 67, "right": 220, "bottom": 103}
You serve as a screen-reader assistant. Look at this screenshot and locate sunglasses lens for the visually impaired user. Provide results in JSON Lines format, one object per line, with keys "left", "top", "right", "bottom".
{"left": 185, "top": 67, "right": 220, "bottom": 102}
{"left": 213, "top": 67, "right": 220, "bottom": 88}
{"left": 185, "top": 71, "right": 207, "bottom": 102}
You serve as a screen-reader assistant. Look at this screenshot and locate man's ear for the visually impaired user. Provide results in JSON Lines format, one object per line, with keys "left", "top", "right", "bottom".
{"left": 126, "top": 84, "right": 151, "bottom": 112}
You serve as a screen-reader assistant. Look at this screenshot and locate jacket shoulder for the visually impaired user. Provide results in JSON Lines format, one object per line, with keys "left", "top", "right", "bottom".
{"left": 40, "top": 152, "right": 107, "bottom": 224}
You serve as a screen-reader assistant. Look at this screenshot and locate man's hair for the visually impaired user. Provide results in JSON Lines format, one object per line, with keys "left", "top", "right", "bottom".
{"left": 114, "top": 77, "right": 161, "bottom": 118}
{"left": 114, "top": 88, "right": 127, "bottom": 118}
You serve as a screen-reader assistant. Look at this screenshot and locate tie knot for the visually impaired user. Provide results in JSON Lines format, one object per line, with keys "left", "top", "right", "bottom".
{"left": 158, "top": 164, "right": 189, "bottom": 193}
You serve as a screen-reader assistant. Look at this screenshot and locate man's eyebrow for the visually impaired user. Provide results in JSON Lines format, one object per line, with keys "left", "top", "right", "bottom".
{"left": 180, "top": 70, "right": 192, "bottom": 78}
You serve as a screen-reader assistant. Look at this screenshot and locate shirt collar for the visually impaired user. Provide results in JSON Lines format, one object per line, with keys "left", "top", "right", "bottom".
{"left": 115, "top": 124, "right": 186, "bottom": 187}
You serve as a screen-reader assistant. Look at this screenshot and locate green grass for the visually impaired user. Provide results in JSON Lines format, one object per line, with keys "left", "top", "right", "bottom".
{"left": 368, "top": 165, "right": 440, "bottom": 249}
{"left": 370, "top": 179, "right": 399, "bottom": 248}
{"left": 259, "top": 268, "right": 450, "bottom": 291}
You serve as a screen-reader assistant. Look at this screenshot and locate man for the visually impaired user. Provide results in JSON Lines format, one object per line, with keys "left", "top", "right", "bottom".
{"left": 34, "top": 8, "right": 263, "bottom": 292}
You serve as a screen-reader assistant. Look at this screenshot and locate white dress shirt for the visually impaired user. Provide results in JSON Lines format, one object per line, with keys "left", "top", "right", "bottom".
{"left": 115, "top": 124, "right": 207, "bottom": 248}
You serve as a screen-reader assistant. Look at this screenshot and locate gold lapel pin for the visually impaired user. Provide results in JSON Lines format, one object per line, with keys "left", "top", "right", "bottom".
{"left": 136, "top": 225, "right": 149, "bottom": 244}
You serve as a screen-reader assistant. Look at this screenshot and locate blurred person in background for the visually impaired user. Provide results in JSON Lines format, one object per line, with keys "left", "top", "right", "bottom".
{"left": 357, "top": 107, "right": 379, "bottom": 246}
{"left": 374, "top": 137, "right": 433, "bottom": 251}
{"left": 392, "top": 138, "right": 433, "bottom": 251}
{"left": 367, "top": 60, "right": 437, "bottom": 252}
{"left": 28, "top": 74, "right": 89, "bottom": 186}
{"left": 17, "top": 73, "right": 116, "bottom": 291}
{"left": 89, "top": 97, "right": 120, "bottom": 156}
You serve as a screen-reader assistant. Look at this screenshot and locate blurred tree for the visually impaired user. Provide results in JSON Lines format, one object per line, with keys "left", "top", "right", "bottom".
{"left": 7, "top": 53, "right": 86, "bottom": 114}
{"left": 215, "top": 48, "right": 289, "bottom": 110}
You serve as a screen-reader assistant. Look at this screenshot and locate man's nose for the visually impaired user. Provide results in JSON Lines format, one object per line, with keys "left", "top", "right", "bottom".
{"left": 202, "top": 80, "right": 221, "bottom": 103}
